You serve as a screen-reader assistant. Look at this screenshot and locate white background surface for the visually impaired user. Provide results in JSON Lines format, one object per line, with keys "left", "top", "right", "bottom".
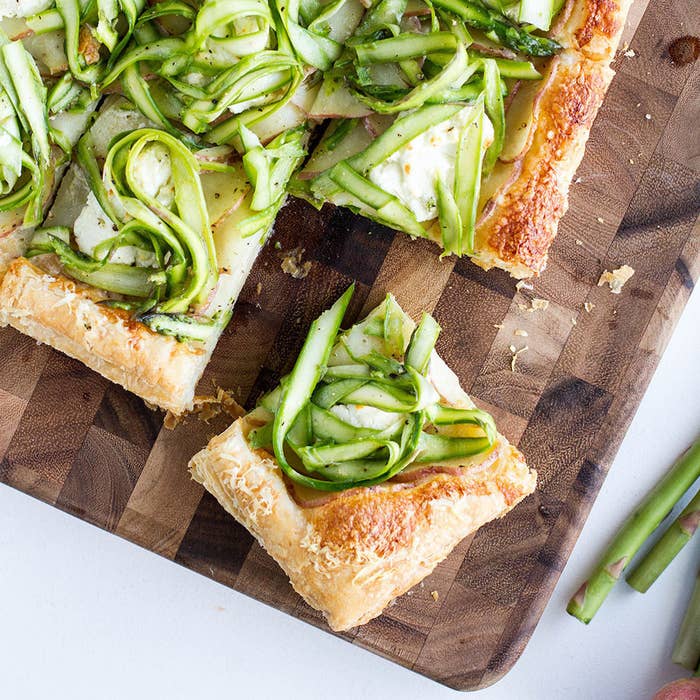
{"left": 1, "top": 286, "right": 699, "bottom": 700}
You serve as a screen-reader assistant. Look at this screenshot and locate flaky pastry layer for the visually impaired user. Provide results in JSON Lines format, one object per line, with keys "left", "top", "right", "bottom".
{"left": 469, "top": 0, "right": 632, "bottom": 277}
{"left": 190, "top": 415, "right": 536, "bottom": 631}
{"left": 0, "top": 257, "right": 209, "bottom": 414}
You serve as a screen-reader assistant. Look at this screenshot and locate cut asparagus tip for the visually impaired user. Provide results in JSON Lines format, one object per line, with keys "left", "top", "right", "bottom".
{"left": 566, "top": 583, "right": 591, "bottom": 623}
{"left": 605, "top": 556, "right": 628, "bottom": 580}
{"left": 679, "top": 511, "right": 700, "bottom": 536}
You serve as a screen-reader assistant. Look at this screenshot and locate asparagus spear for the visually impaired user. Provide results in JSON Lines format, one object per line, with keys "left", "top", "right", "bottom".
{"left": 431, "top": 0, "right": 561, "bottom": 57}
{"left": 627, "top": 488, "right": 700, "bottom": 592}
{"left": 672, "top": 569, "right": 700, "bottom": 672}
{"left": 567, "top": 438, "right": 700, "bottom": 624}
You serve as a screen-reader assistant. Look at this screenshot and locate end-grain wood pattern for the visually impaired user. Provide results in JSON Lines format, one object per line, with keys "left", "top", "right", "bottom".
{"left": 1, "top": 2, "right": 699, "bottom": 689}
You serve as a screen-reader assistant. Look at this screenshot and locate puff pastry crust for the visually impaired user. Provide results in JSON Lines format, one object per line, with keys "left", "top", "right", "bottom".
{"left": 190, "top": 414, "right": 536, "bottom": 631}
{"left": 0, "top": 257, "right": 210, "bottom": 414}
{"left": 469, "top": 0, "right": 632, "bottom": 277}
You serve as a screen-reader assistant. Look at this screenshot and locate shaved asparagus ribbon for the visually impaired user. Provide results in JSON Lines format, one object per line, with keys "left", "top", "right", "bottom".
{"left": 0, "top": 32, "right": 52, "bottom": 226}
{"left": 26, "top": 121, "right": 307, "bottom": 340}
{"left": 252, "top": 288, "right": 497, "bottom": 491}
{"left": 301, "top": 0, "right": 547, "bottom": 255}
{"left": 29, "top": 128, "right": 217, "bottom": 316}
{"left": 100, "top": 0, "right": 305, "bottom": 145}
{"left": 28, "top": 0, "right": 146, "bottom": 84}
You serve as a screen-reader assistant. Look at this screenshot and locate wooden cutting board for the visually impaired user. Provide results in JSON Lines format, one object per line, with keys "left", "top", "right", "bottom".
{"left": 1, "top": 1, "right": 698, "bottom": 689}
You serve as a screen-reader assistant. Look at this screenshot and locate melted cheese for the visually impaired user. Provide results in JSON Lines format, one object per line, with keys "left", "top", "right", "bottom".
{"left": 368, "top": 108, "right": 494, "bottom": 222}
{"left": 130, "top": 142, "right": 175, "bottom": 207}
{"left": 330, "top": 404, "right": 399, "bottom": 430}
{"left": 0, "top": 0, "right": 51, "bottom": 17}
{"left": 73, "top": 191, "right": 156, "bottom": 267}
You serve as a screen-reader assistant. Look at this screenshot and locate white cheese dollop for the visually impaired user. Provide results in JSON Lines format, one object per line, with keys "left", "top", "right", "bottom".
{"left": 73, "top": 191, "right": 156, "bottom": 267}
{"left": 130, "top": 142, "right": 175, "bottom": 207}
{"left": 330, "top": 404, "right": 399, "bottom": 430}
{"left": 0, "top": 0, "right": 52, "bottom": 18}
{"left": 368, "top": 107, "right": 494, "bottom": 222}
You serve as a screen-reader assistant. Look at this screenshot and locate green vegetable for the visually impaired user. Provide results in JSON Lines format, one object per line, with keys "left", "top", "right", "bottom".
{"left": 626, "top": 488, "right": 700, "bottom": 592}
{"left": 672, "top": 569, "right": 700, "bottom": 672}
{"left": 454, "top": 99, "right": 486, "bottom": 253}
{"left": 139, "top": 312, "right": 226, "bottom": 343}
{"left": 431, "top": 0, "right": 561, "bottom": 56}
{"left": 0, "top": 33, "right": 52, "bottom": 226}
{"left": 30, "top": 127, "right": 218, "bottom": 317}
{"left": 27, "top": 232, "right": 159, "bottom": 297}
{"left": 256, "top": 289, "right": 496, "bottom": 491}
{"left": 100, "top": 0, "right": 305, "bottom": 145}
{"left": 567, "top": 438, "right": 700, "bottom": 624}
{"left": 46, "top": 0, "right": 146, "bottom": 85}
{"left": 272, "top": 285, "right": 355, "bottom": 490}
{"left": 518, "top": 0, "right": 559, "bottom": 31}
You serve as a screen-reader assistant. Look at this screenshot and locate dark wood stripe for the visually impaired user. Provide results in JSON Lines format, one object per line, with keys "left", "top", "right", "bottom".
{"left": 0, "top": 327, "right": 50, "bottom": 400}
{"left": 93, "top": 384, "right": 163, "bottom": 452}
{"left": 312, "top": 204, "right": 395, "bottom": 285}
{"left": 0, "top": 352, "right": 108, "bottom": 503}
{"left": 55, "top": 425, "right": 148, "bottom": 531}
{"left": 174, "top": 491, "right": 255, "bottom": 587}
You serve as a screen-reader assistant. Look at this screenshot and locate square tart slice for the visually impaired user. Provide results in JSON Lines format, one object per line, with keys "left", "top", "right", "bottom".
{"left": 190, "top": 289, "right": 536, "bottom": 630}
{"left": 0, "top": 96, "right": 307, "bottom": 414}
{"left": 298, "top": 0, "right": 633, "bottom": 278}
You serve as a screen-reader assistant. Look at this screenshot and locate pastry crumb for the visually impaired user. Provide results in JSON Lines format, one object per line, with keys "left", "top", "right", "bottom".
{"left": 584, "top": 301, "right": 595, "bottom": 312}
{"left": 164, "top": 387, "right": 245, "bottom": 429}
{"left": 598, "top": 265, "right": 635, "bottom": 294}
{"left": 644, "top": 113, "right": 652, "bottom": 120}
{"left": 571, "top": 317, "right": 577, "bottom": 325}
{"left": 494, "top": 323, "right": 504, "bottom": 329}
{"left": 515, "top": 280, "right": 533, "bottom": 291}
{"left": 510, "top": 345, "right": 528, "bottom": 372}
{"left": 596, "top": 216, "right": 605, "bottom": 224}
{"left": 431, "top": 590, "right": 439, "bottom": 602}
{"left": 575, "top": 239, "right": 583, "bottom": 246}
{"left": 514, "top": 329, "right": 528, "bottom": 337}
{"left": 623, "top": 48, "right": 636, "bottom": 58}
{"left": 280, "top": 246, "right": 312, "bottom": 279}
{"left": 256, "top": 282, "right": 262, "bottom": 295}
{"left": 518, "top": 298, "right": 549, "bottom": 313}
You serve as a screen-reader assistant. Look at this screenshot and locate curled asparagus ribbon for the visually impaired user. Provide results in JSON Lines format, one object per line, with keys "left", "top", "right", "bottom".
{"left": 28, "top": 128, "right": 217, "bottom": 316}
{"left": 249, "top": 287, "right": 497, "bottom": 491}
{"left": 100, "top": 0, "right": 304, "bottom": 144}
{"left": 27, "top": 0, "right": 146, "bottom": 84}
{"left": 0, "top": 34, "right": 52, "bottom": 226}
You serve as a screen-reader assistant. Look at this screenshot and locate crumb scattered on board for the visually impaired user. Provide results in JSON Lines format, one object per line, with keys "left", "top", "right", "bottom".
{"left": 584, "top": 301, "right": 595, "bottom": 312}
{"left": 256, "top": 282, "right": 262, "bottom": 295}
{"left": 164, "top": 387, "right": 245, "bottom": 429}
{"left": 598, "top": 265, "right": 635, "bottom": 294}
{"left": 280, "top": 246, "right": 312, "bottom": 279}
{"left": 518, "top": 298, "right": 549, "bottom": 313}
{"left": 515, "top": 280, "right": 533, "bottom": 291}
{"left": 431, "top": 590, "right": 439, "bottom": 602}
{"left": 510, "top": 345, "right": 528, "bottom": 372}
{"left": 514, "top": 329, "right": 528, "bottom": 337}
